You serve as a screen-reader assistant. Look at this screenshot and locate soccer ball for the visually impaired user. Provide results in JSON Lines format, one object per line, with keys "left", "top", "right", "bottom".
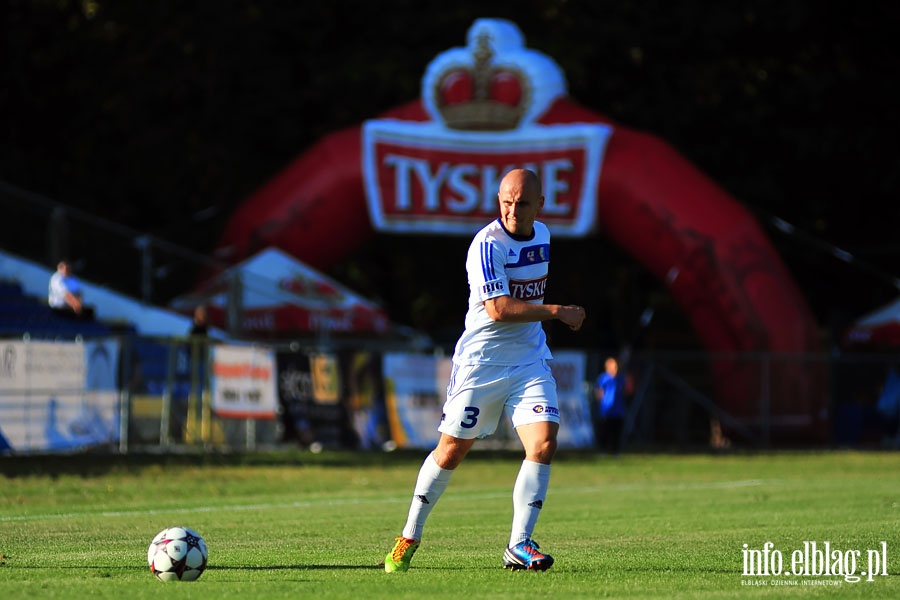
{"left": 147, "top": 526, "right": 208, "bottom": 582}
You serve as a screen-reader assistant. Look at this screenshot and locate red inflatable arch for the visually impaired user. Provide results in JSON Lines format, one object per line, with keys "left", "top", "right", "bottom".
{"left": 215, "top": 19, "right": 826, "bottom": 443}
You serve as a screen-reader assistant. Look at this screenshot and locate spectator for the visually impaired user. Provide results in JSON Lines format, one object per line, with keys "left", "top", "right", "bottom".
{"left": 593, "top": 356, "right": 632, "bottom": 455}
{"left": 876, "top": 365, "right": 900, "bottom": 447}
{"left": 189, "top": 305, "right": 210, "bottom": 337}
{"left": 48, "top": 260, "right": 88, "bottom": 318}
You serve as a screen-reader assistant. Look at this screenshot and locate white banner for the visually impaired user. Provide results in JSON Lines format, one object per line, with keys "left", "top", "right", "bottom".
{"left": 382, "top": 353, "right": 447, "bottom": 449}
{"left": 548, "top": 351, "right": 594, "bottom": 449}
{"left": 0, "top": 339, "right": 120, "bottom": 453}
{"left": 210, "top": 345, "right": 278, "bottom": 419}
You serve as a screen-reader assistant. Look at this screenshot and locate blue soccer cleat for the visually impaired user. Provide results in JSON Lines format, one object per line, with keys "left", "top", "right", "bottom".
{"left": 502, "top": 539, "right": 554, "bottom": 571}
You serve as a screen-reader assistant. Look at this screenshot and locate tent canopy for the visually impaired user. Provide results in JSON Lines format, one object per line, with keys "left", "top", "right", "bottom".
{"left": 170, "top": 247, "right": 391, "bottom": 338}
{"left": 844, "top": 295, "right": 900, "bottom": 350}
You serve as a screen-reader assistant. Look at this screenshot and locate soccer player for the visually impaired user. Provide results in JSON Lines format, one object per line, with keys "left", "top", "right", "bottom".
{"left": 384, "top": 168, "right": 586, "bottom": 572}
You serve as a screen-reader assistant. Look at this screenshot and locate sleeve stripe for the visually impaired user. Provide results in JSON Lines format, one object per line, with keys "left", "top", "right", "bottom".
{"left": 481, "top": 241, "right": 495, "bottom": 281}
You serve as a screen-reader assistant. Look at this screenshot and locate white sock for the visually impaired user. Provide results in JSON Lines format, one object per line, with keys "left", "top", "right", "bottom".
{"left": 509, "top": 460, "right": 551, "bottom": 547}
{"left": 401, "top": 451, "right": 454, "bottom": 541}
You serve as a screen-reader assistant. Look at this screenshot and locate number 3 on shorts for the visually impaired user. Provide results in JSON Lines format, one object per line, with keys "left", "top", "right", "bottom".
{"left": 461, "top": 406, "right": 480, "bottom": 429}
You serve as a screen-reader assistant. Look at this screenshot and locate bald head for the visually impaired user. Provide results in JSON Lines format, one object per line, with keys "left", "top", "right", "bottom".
{"left": 498, "top": 169, "right": 544, "bottom": 236}
{"left": 500, "top": 169, "right": 541, "bottom": 197}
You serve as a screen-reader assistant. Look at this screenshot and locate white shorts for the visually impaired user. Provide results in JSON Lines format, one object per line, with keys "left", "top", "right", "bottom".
{"left": 438, "top": 360, "right": 560, "bottom": 440}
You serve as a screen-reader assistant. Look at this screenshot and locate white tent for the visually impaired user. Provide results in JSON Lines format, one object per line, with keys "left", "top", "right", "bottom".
{"left": 844, "top": 295, "right": 900, "bottom": 350}
{"left": 169, "top": 247, "right": 396, "bottom": 339}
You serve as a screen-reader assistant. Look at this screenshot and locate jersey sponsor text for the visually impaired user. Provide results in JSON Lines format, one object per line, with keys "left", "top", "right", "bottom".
{"left": 510, "top": 276, "right": 547, "bottom": 301}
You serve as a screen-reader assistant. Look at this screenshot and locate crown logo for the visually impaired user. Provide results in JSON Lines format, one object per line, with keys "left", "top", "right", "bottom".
{"left": 435, "top": 32, "right": 529, "bottom": 131}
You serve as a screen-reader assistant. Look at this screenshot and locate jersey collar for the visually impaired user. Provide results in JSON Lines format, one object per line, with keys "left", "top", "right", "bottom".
{"left": 496, "top": 218, "right": 536, "bottom": 242}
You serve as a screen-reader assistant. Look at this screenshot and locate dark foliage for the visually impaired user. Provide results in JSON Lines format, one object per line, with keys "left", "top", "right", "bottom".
{"left": 2, "top": 0, "right": 898, "bottom": 349}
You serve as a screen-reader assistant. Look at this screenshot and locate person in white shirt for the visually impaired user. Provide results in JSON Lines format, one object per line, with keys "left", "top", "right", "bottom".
{"left": 385, "top": 168, "right": 586, "bottom": 573}
{"left": 48, "top": 260, "right": 83, "bottom": 317}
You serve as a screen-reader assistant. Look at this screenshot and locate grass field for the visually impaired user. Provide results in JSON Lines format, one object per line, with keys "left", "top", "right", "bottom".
{"left": 1, "top": 449, "right": 898, "bottom": 599}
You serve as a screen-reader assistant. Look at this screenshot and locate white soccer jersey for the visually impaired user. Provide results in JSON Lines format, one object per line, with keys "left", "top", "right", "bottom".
{"left": 452, "top": 218, "right": 553, "bottom": 366}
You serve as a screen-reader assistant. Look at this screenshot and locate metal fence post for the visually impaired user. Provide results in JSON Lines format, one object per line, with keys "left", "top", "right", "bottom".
{"left": 161, "top": 338, "right": 176, "bottom": 447}
{"left": 117, "top": 336, "right": 131, "bottom": 454}
{"left": 135, "top": 235, "right": 153, "bottom": 303}
{"left": 227, "top": 272, "right": 243, "bottom": 336}
{"left": 759, "top": 354, "right": 771, "bottom": 447}
{"left": 47, "top": 206, "right": 68, "bottom": 264}
{"left": 195, "top": 338, "right": 211, "bottom": 445}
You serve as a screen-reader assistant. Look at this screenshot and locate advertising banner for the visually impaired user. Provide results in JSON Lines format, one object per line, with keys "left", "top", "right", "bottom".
{"left": 382, "top": 353, "right": 448, "bottom": 449}
{"left": 362, "top": 122, "right": 610, "bottom": 236}
{"left": 549, "top": 350, "right": 594, "bottom": 449}
{"left": 0, "top": 339, "right": 119, "bottom": 453}
{"left": 276, "top": 350, "right": 363, "bottom": 449}
{"left": 210, "top": 344, "right": 278, "bottom": 419}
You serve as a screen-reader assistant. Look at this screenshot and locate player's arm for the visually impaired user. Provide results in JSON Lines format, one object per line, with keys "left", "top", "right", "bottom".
{"left": 484, "top": 295, "right": 585, "bottom": 331}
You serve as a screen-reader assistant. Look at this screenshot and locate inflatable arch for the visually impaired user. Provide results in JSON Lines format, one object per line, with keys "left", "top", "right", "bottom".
{"left": 215, "top": 19, "right": 826, "bottom": 442}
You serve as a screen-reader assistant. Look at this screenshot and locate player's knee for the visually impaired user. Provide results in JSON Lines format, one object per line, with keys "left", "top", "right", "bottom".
{"left": 527, "top": 437, "right": 557, "bottom": 463}
{"left": 434, "top": 436, "right": 473, "bottom": 469}
{"left": 434, "top": 448, "right": 466, "bottom": 469}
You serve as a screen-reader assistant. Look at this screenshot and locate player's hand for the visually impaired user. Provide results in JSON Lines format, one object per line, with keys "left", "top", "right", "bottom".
{"left": 559, "top": 305, "right": 585, "bottom": 331}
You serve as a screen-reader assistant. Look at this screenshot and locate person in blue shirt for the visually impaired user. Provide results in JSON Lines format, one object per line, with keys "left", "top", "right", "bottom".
{"left": 876, "top": 365, "right": 900, "bottom": 446}
{"left": 594, "top": 356, "right": 630, "bottom": 455}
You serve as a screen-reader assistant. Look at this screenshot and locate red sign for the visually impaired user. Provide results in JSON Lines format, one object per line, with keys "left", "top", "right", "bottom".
{"left": 363, "top": 121, "right": 611, "bottom": 236}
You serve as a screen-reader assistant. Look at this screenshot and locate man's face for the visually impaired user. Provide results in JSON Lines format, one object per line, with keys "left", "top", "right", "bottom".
{"left": 498, "top": 175, "right": 543, "bottom": 236}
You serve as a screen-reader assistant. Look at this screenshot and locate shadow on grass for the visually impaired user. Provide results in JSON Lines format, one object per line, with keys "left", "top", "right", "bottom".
{"left": 4, "top": 563, "right": 384, "bottom": 572}
{"left": 564, "top": 564, "right": 736, "bottom": 575}
{"left": 209, "top": 564, "right": 383, "bottom": 571}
